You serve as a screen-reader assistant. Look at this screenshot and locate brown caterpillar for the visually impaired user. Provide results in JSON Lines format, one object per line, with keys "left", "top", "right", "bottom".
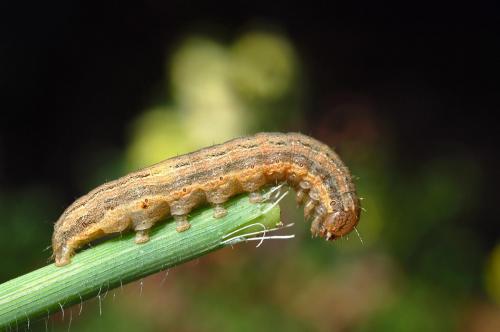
{"left": 52, "top": 132, "right": 361, "bottom": 266}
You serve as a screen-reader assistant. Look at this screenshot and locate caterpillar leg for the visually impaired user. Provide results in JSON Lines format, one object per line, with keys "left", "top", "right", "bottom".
{"left": 249, "top": 192, "right": 264, "bottom": 203}
{"left": 296, "top": 180, "right": 312, "bottom": 204}
{"left": 304, "top": 198, "right": 316, "bottom": 219}
{"left": 135, "top": 229, "right": 150, "bottom": 244}
{"left": 174, "top": 215, "right": 191, "bottom": 232}
{"left": 133, "top": 218, "right": 155, "bottom": 244}
{"left": 295, "top": 189, "right": 306, "bottom": 204}
{"left": 54, "top": 245, "right": 72, "bottom": 267}
{"left": 310, "top": 215, "right": 322, "bottom": 236}
{"left": 213, "top": 204, "right": 227, "bottom": 218}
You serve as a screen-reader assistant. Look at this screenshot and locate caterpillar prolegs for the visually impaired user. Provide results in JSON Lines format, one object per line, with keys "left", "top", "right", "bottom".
{"left": 52, "top": 133, "right": 361, "bottom": 266}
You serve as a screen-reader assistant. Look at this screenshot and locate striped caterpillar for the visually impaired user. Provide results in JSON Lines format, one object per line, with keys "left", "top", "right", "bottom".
{"left": 52, "top": 132, "right": 361, "bottom": 266}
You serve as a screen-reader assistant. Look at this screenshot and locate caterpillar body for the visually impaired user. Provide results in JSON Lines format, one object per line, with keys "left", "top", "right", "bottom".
{"left": 52, "top": 132, "right": 361, "bottom": 266}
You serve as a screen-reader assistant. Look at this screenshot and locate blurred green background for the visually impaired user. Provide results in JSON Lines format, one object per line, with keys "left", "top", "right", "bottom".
{"left": 1, "top": 2, "right": 499, "bottom": 331}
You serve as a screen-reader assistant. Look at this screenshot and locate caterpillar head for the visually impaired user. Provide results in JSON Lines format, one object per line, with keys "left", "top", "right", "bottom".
{"left": 322, "top": 208, "right": 360, "bottom": 240}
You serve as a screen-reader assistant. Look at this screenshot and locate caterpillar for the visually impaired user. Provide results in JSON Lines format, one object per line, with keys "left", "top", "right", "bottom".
{"left": 52, "top": 132, "right": 361, "bottom": 266}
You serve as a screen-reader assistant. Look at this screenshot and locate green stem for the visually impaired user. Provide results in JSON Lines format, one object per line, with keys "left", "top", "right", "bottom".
{"left": 0, "top": 192, "right": 281, "bottom": 328}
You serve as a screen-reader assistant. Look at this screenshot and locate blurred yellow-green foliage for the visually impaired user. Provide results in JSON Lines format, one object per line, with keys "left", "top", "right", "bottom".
{"left": 1, "top": 22, "right": 499, "bottom": 332}
{"left": 127, "top": 32, "right": 302, "bottom": 172}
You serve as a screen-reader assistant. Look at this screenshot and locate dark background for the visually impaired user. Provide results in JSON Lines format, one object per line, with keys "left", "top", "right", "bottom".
{"left": 2, "top": 2, "right": 498, "bottom": 196}
{"left": 1, "top": 2, "right": 499, "bottom": 331}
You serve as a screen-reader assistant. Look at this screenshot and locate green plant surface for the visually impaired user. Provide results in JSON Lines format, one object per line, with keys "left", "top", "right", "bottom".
{"left": 0, "top": 192, "right": 281, "bottom": 328}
